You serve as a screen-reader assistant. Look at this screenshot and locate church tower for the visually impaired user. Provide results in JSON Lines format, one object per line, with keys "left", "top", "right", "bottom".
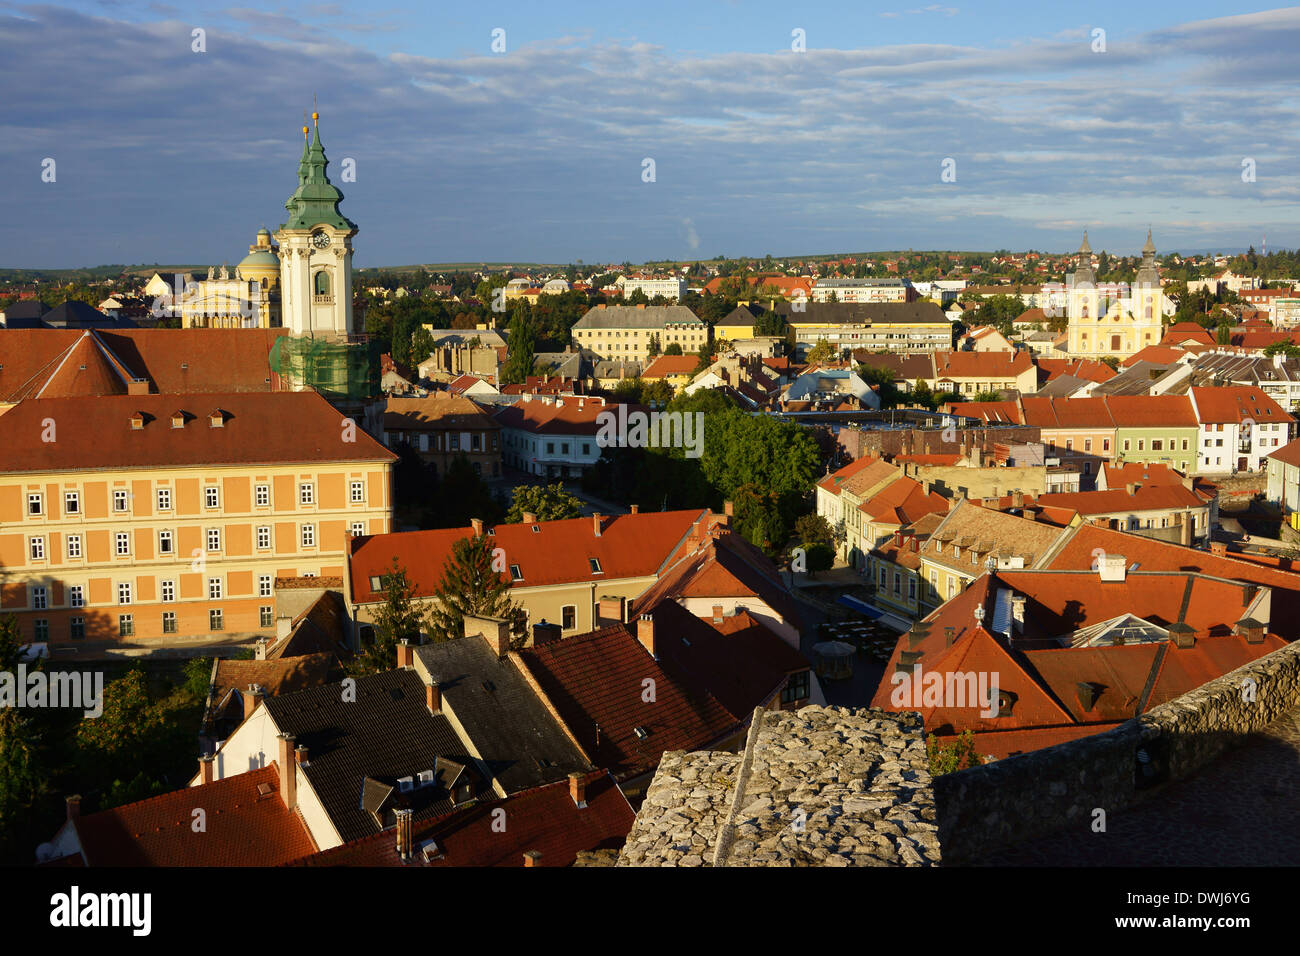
{"left": 1066, "top": 232, "right": 1100, "bottom": 356}
{"left": 276, "top": 112, "right": 357, "bottom": 338}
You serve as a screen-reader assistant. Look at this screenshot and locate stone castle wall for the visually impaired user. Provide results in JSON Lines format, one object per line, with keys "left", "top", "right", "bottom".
{"left": 935, "top": 639, "right": 1300, "bottom": 863}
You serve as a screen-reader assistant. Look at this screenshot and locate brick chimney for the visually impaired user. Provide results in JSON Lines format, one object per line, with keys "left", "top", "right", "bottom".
{"left": 522, "top": 512, "right": 537, "bottom": 524}
{"left": 1011, "top": 491, "right": 1024, "bottom": 509}
{"left": 199, "top": 753, "right": 215, "bottom": 785}
{"left": 1168, "top": 622, "right": 1195, "bottom": 648}
{"left": 523, "top": 850, "right": 543, "bottom": 866}
{"left": 395, "top": 807, "right": 413, "bottom": 862}
{"left": 244, "top": 684, "right": 265, "bottom": 721}
{"left": 593, "top": 513, "right": 604, "bottom": 537}
{"left": 532, "top": 620, "right": 562, "bottom": 646}
{"left": 1235, "top": 618, "right": 1266, "bottom": 644}
{"left": 1098, "top": 554, "right": 1126, "bottom": 582}
{"left": 427, "top": 681, "right": 442, "bottom": 713}
{"left": 66, "top": 795, "right": 81, "bottom": 821}
{"left": 1210, "top": 541, "right": 1227, "bottom": 557}
{"left": 598, "top": 595, "right": 626, "bottom": 624}
{"left": 724, "top": 500, "right": 734, "bottom": 517}
{"left": 637, "top": 614, "right": 657, "bottom": 658}
{"left": 471, "top": 517, "right": 484, "bottom": 536}
{"left": 277, "top": 734, "right": 297, "bottom": 811}
{"left": 712, "top": 605, "right": 724, "bottom": 623}
{"left": 396, "top": 639, "right": 414, "bottom": 669}
{"left": 630, "top": 504, "right": 639, "bottom": 514}
{"left": 295, "top": 745, "right": 309, "bottom": 765}
{"left": 944, "top": 626, "right": 956, "bottom": 646}
{"left": 568, "top": 772, "right": 588, "bottom": 808}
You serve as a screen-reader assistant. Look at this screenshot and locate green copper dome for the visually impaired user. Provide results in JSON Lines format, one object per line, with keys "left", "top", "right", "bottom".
{"left": 281, "top": 123, "right": 357, "bottom": 233}
{"left": 239, "top": 249, "right": 280, "bottom": 272}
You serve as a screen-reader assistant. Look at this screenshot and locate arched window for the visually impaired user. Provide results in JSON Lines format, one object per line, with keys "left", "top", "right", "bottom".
{"left": 314, "top": 271, "right": 331, "bottom": 296}
{"left": 1081, "top": 304, "right": 1089, "bottom": 319}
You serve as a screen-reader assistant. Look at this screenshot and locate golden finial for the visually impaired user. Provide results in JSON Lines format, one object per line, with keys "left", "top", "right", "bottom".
{"left": 302, "top": 109, "right": 309, "bottom": 139}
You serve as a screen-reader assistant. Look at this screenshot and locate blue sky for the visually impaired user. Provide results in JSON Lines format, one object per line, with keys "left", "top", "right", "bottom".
{"left": 1, "top": 1, "right": 1298, "bottom": 267}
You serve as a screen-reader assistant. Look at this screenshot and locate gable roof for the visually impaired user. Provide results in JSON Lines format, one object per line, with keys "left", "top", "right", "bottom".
{"left": 263, "top": 669, "right": 479, "bottom": 844}
{"left": 1190, "top": 385, "right": 1288, "bottom": 425}
{"left": 514, "top": 622, "right": 740, "bottom": 779}
{"left": 65, "top": 764, "right": 317, "bottom": 866}
{"left": 413, "top": 636, "right": 592, "bottom": 793}
{"left": 348, "top": 510, "right": 705, "bottom": 603}
{"left": 0, "top": 391, "right": 396, "bottom": 474}
{"left": 384, "top": 395, "right": 500, "bottom": 432}
{"left": 290, "top": 770, "right": 633, "bottom": 866}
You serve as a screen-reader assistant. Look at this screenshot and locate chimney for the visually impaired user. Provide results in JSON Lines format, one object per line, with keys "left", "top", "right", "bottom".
{"left": 464, "top": 614, "right": 511, "bottom": 657}
{"left": 277, "top": 734, "right": 297, "bottom": 811}
{"left": 396, "top": 639, "right": 414, "bottom": 669}
{"left": 1180, "top": 511, "right": 1193, "bottom": 547}
{"left": 1168, "top": 622, "right": 1195, "bottom": 648}
{"left": 593, "top": 513, "right": 604, "bottom": 537}
{"left": 471, "top": 517, "right": 484, "bottom": 536}
{"left": 637, "top": 614, "right": 657, "bottom": 658}
{"left": 532, "top": 620, "right": 562, "bottom": 646}
{"left": 910, "top": 536, "right": 920, "bottom": 552}
{"left": 199, "top": 753, "right": 215, "bottom": 785}
{"left": 427, "top": 681, "right": 442, "bottom": 713}
{"left": 712, "top": 605, "right": 724, "bottom": 623}
{"left": 944, "top": 626, "right": 956, "bottom": 646}
{"left": 66, "top": 794, "right": 82, "bottom": 822}
{"left": 295, "top": 745, "right": 309, "bottom": 765}
{"left": 724, "top": 500, "right": 734, "bottom": 517}
{"left": 907, "top": 622, "right": 931, "bottom": 649}
{"left": 1098, "top": 554, "right": 1126, "bottom": 582}
{"left": 523, "top": 850, "right": 543, "bottom": 867}
{"left": 522, "top": 512, "right": 537, "bottom": 524}
{"left": 255, "top": 637, "right": 268, "bottom": 661}
{"left": 1210, "top": 541, "right": 1227, "bottom": 557}
{"left": 1011, "top": 491, "right": 1024, "bottom": 510}
{"left": 1023, "top": 508, "right": 1038, "bottom": 522}
{"left": 1126, "top": 483, "right": 1137, "bottom": 496}
{"left": 893, "top": 529, "right": 903, "bottom": 547}
{"left": 244, "top": 684, "right": 265, "bottom": 721}
{"left": 394, "top": 807, "right": 414, "bottom": 862}
{"left": 568, "top": 772, "right": 588, "bottom": 808}
{"left": 598, "top": 596, "right": 626, "bottom": 624}
{"left": 1235, "top": 618, "right": 1266, "bottom": 644}
{"left": 630, "top": 504, "right": 639, "bottom": 514}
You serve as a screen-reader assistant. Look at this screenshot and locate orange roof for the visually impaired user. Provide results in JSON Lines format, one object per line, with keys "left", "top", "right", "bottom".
{"left": 1267, "top": 436, "right": 1300, "bottom": 469}
{"left": 935, "top": 350, "right": 1033, "bottom": 379}
{"left": 1103, "top": 395, "right": 1198, "bottom": 428}
{"left": 64, "top": 764, "right": 317, "bottom": 866}
{"left": 816, "top": 454, "right": 881, "bottom": 493}
{"left": 1020, "top": 395, "right": 1116, "bottom": 429}
{"left": 0, "top": 392, "right": 397, "bottom": 473}
{"left": 1035, "top": 357, "right": 1117, "bottom": 384}
{"left": 1161, "top": 324, "right": 1215, "bottom": 347}
{"left": 952, "top": 400, "right": 1022, "bottom": 424}
{"left": 1190, "top": 385, "right": 1288, "bottom": 425}
{"left": 1121, "top": 345, "right": 1191, "bottom": 368}
{"left": 493, "top": 396, "right": 635, "bottom": 436}
{"left": 1035, "top": 484, "right": 1206, "bottom": 515}
{"left": 348, "top": 510, "right": 706, "bottom": 602}
{"left": 641, "top": 355, "right": 700, "bottom": 379}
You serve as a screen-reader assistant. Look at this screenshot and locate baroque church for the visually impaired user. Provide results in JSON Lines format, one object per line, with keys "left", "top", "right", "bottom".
{"left": 1064, "top": 230, "right": 1166, "bottom": 360}
{"left": 181, "top": 111, "right": 358, "bottom": 340}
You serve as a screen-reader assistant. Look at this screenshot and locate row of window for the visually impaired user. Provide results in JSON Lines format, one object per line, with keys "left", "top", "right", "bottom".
{"left": 29, "top": 606, "right": 276, "bottom": 641}
{"left": 26, "top": 522, "right": 366, "bottom": 563}
{"left": 24, "top": 480, "right": 367, "bottom": 517}
{"left": 29, "top": 574, "right": 277, "bottom": 610}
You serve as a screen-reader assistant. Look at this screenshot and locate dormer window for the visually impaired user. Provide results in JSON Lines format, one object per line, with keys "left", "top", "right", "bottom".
{"left": 209, "top": 410, "right": 226, "bottom": 428}
{"left": 130, "top": 412, "right": 146, "bottom": 430}
{"left": 171, "top": 411, "right": 186, "bottom": 429}
{"left": 510, "top": 564, "right": 523, "bottom": 582}
{"left": 589, "top": 558, "right": 603, "bottom": 574}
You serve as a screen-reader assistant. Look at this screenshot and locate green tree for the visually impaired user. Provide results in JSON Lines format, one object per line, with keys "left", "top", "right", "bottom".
{"left": 76, "top": 669, "right": 164, "bottom": 760}
{"left": 972, "top": 389, "right": 1002, "bottom": 402}
{"left": 182, "top": 657, "right": 214, "bottom": 703}
{"left": 506, "top": 483, "right": 583, "bottom": 523}
{"left": 663, "top": 342, "right": 684, "bottom": 356}
{"left": 691, "top": 343, "right": 714, "bottom": 376}
{"left": 911, "top": 379, "right": 935, "bottom": 410}
{"left": 926, "top": 730, "right": 983, "bottom": 775}
{"left": 803, "top": 542, "right": 835, "bottom": 577}
{"left": 426, "top": 535, "right": 527, "bottom": 644}
{"left": 806, "top": 338, "right": 838, "bottom": 364}
{"left": 646, "top": 333, "right": 661, "bottom": 358}
{"left": 349, "top": 559, "right": 430, "bottom": 676}
{"left": 0, "top": 710, "right": 47, "bottom": 846}
{"left": 501, "top": 306, "right": 536, "bottom": 385}
{"left": 795, "top": 513, "right": 835, "bottom": 547}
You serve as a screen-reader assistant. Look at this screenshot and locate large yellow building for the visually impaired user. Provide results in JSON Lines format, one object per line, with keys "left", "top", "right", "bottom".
{"left": 181, "top": 229, "right": 283, "bottom": 329}
{"left": 1065, "top": 231, "right": 1165, "bottom": 360}
{"left": 0, "top": 391, "right": 395, "bottom": 647}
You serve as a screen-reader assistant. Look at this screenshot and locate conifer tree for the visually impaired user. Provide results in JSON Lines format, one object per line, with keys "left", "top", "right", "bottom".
{"left": 426, "top": 534, "right": 527, "bottom": 645}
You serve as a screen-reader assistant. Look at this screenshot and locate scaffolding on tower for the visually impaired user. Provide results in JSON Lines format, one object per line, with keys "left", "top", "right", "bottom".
{"left": 267, "top": 332, "right": 379, "bottom": 402}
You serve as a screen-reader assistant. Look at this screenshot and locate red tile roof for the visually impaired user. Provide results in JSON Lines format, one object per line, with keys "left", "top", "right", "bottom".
{"left": 0, "top": 328, "right": 288, "bottom": 403}
{"left": 935, "top": 350, "right": 1033, "bottom": 379}
{"left": 641, "top": 355, "right": 699, "bottom": 379}
{"left": 493, "top": 397, "right": 639, "bottom": 436}
{"left": 65, "top": 764, "right": 317, "bottom": 866}
{"left": 348, "top": 510, "right": 705, "bottom": 602}
{"left": 1102, "top": 394, "right": 1198, "bottom": 428}
{"left": 952, "top": 400, "right": 1023, "bottom": 424}
{"left": 1267, "top": 436, "right": 1300, "bottom": 469}
{"left": 0, "top": 391, "right": 396, "bottom": 473}
{"left": 1161, "top": 323, "right": 1215, "bottom": 347}
{"left": 1121, "top": 345, "right": 1191, "bottom": 368}
{"left": 1035, "top": 357, "right": 1118, "bottom": 384}
{"left": 290, "top": 770, "right": 633, "bottom": 866}
{"left": 515, "top": 621, "right": 740, "bottom": 778}
{"left": 1190, "top": 385, "right": 1288, "bottom": 425}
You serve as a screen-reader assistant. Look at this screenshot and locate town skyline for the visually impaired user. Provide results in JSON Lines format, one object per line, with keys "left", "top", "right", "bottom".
{"left": 3, "top": 3, "right": 1299, "bottom": 267}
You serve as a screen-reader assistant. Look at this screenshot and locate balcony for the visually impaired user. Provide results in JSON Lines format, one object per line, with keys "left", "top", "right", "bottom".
{"left": 313, "top": 294, "right": 334, "bottom": 305}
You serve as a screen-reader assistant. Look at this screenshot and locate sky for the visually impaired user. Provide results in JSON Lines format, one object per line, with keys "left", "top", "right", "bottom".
{"left": 1, "top": 1, "right": 1298, "bottom": 268}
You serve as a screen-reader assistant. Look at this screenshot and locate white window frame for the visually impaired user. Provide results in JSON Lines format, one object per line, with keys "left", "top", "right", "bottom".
{"left": 157, "top": 487, "right": 172, "bottom": 511}
{"left": 299, "top": 482, "right": 315, "bottom": 505}
{"left": 64, "top": 491, "right": 80, "bottom": 514}
{"left": 69, "top": 585, "right": 85, "bottom": 609}
{"left": 27, "top": 492, "right": 43, "bottom": 516}
{"left": 29, "top": 537, "right": 45, "bottom": 561}
{"left": 257, "top": 526, "right": 272, "bottom": 550}
{"left": 300, "top": 524, "right": 316, "bottom": 548}
{"left": 161, "top": 580, "right": 176, "bottom": 603}
{"left": 117, "top": 582, "right": 133, "bottom": 605}
{"left": 31, "top": 586, "right": 47, "bottom": 611}
{"left": 258, "top": 575, "right": 272, "bottom": 598}
{"left": 350, "top": 480, "right": 365, "bottom": 503}
{"left": 207, "top": 528, "right": 221, "bottom": 552}
{"left": 115, "top": 532, "right": 130, "bottom": 556}
{"left": 159, "top": 529, "right": 174, "bottom": 555}
{"left": 255, "top": 484, "right": 270, "bottom": 507}
{"left": 204, "top": 485, "right": 220, "bottom": 509}
{"left": 208, "top": 577, "right": 223, "bottom": 600}
{"left": 113, "top": 489, "right": 130, "bottom": 513}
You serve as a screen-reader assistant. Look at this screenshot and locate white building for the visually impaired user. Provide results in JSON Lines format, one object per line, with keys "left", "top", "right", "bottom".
{"left": 811, "top": 278, "right": 913, "bottom": 303}
{"left": 617, "top": 275, "right": 686, "bottom": 302}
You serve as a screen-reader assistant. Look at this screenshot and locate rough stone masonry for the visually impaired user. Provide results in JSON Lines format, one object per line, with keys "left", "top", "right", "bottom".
{"left": 617, "top": 705, "right": 941, "bottom": 867}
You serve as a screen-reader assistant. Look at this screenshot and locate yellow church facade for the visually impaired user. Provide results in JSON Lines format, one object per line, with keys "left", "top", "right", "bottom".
{"left": 1065, "top": 231, "right": 1165, "bottom": 360}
